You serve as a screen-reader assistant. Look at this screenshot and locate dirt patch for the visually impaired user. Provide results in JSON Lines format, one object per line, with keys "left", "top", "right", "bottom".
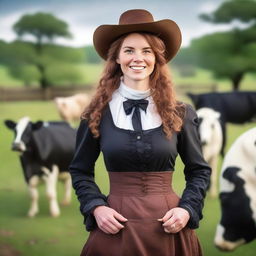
{"left": 25, "top": 239, "right": 39, "bottom": 246}
{"left": 0, "top": 229, "right": 15, "bottom": 237}
{"left": 0, "top": 243, "right": 21, "bottom": 256}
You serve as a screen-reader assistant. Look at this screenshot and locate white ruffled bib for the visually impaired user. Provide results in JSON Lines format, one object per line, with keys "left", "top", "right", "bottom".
{"left": 109, "top": 81, "right": 162, "bottom": 131}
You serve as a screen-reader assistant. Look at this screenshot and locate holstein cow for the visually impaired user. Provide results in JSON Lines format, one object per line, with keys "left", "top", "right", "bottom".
{"left": 54, "top": 93, "right": 90, "bottom": 123}
{"left": 5, "top": 117, "right": 76, "bottom": 217}
{"left": 197, "top": 108, "right": 223, "bottom": 198}
{"left": 188, "top": 91, "right": 256, "bottom": 154}
{"left": 214, "top": 127, "right": 256, "bottom": 251}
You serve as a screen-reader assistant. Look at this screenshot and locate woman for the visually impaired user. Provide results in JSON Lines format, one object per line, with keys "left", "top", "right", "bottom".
{"left": 69, "top": 9, "right": 211, "bottom": 256}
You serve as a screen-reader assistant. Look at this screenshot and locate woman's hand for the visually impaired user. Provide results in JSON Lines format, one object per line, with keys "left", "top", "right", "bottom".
{"left": 158, "top": 207, "right": 190, "bottom": 233}
{"left": 93, "top": 206, "right": 128, "bottom": 234}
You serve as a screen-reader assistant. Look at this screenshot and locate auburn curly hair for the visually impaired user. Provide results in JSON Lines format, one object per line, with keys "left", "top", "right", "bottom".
{"left": 81, "top": 32, "right": 185, "bottom": 139}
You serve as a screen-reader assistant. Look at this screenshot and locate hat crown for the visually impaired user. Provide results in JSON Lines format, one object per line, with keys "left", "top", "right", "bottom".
{"left": 119, "top": 9, "right": 154, "bottom": 25}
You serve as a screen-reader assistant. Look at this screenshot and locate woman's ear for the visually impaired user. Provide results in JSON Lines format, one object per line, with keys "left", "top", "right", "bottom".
{"left": 116, "top": 58, "right": 120, "bottom": 64}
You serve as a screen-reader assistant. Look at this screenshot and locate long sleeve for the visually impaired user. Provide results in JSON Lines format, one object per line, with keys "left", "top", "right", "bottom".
{"left": 69, "top": 119, "right": 108, "bottom": 231}
{"left": 177, "top": 104, "right": 211, "bottom": 229}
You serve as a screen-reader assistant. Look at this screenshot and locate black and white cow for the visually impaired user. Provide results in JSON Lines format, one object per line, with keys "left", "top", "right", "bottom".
{"left": 214, "top": 127, "right": 256, "bottom": 251}
{"left": 5, "top": 117, "right": 76, "bottom": 217}
{"left": 197, "top": 108, "right": 223, "bottom": 198}
{"left": 188, "top": 91, "right": 256, "bottom": 154}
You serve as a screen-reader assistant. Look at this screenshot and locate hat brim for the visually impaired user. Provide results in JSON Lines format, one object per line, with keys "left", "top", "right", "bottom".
{"left": 93, "top": 19, "right": 182, "bottom": 62}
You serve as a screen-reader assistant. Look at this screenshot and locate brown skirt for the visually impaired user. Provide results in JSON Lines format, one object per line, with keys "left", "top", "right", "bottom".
{"left": 81, "top": 171, "right": 203, "bottom": 256}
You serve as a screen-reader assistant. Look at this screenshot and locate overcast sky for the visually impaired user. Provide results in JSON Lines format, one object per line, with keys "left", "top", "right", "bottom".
{"left": 0, "top": 0, "right": 235, "bottom": 47}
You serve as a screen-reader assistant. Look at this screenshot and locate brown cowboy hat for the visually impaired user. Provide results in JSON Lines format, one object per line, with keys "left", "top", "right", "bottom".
{"left": 93, "top": 9, "right": 182, "bottom": 62}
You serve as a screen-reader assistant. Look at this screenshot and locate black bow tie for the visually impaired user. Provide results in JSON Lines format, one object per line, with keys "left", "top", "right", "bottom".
{"left": 123, "top": 99, "right": 149, "bottom": 131}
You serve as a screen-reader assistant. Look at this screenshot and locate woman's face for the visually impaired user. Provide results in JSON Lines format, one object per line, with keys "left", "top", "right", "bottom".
{"left": 116, "top": 33, "right": 156, "bottom": 86}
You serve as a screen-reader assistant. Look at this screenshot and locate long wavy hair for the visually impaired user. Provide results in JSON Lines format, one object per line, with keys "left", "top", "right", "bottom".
{"left": 81, "top": 32, "right": 185, "bottom": 138}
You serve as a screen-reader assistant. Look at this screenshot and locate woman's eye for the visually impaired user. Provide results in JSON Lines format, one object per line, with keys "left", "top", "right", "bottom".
{"left": 124, "top": 49, "right": 133, "bottom": 53}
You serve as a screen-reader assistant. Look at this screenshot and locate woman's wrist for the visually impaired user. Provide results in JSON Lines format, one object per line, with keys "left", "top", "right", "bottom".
{"left": 93, "top": 205, "right": 106, "bottom": 216}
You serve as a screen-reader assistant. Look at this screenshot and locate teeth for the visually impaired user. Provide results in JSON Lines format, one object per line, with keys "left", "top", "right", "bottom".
{"left": 130, "top": 66, "right": 145, "bottom": 70}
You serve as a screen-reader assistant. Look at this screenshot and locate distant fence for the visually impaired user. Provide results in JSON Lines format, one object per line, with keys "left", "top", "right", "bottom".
{"left": 0, "top": 83, "right": 217, "bottom": 102}
{"left": 0, "top": 85, "right": 94, "bottom": 101}
{"left": 175, "top": 83, "right": 218, "bottom": 95}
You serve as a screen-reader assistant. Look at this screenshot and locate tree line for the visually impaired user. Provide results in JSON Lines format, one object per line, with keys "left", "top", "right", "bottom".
{"left": 0, "top": 0, "right": 256, "bottom": 90}
{"left": 0, "top": 13, "right": 101, "bottom": 89}
{"left": 174, "top": 0, "right": 256, "bottom": 91}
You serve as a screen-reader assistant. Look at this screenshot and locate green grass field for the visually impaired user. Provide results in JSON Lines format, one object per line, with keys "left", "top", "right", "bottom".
{"left": 0, "top": 100, "right": 256, "bottom": 256}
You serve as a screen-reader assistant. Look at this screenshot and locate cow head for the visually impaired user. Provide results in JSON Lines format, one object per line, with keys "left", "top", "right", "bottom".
{"left": 197, "top": 108, "right": 221, "bottom": 145}
{"left": 196, "top": 108, "right": 222, "bottom": 160}
{"left": 5, "top": 117, "right": 43, "bottom": 153}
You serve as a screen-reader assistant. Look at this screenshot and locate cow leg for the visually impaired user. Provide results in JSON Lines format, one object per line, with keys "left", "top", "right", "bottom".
{"left": 28, "top": 176, "right": 40, "bottom": 217}
{"left": 42, "top": 165, "right": 60, "bottom": 217}
{"left": 209, "top": 156, "right": 218, "bottom": 198}
{"left": 59, "top": 172, "right": 72, "bottom": 206}
{"left": 214, "top": 224, "right": 246, "bottom": 251}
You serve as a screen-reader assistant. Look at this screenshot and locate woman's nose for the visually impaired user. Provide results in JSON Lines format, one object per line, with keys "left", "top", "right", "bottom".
{"left": 133, "top": 53, "right": 143, "bottom": 62}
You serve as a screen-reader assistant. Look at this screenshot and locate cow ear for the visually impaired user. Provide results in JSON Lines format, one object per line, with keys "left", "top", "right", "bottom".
{"left": 215, "top": 112, "right": 221, "bottom": 119}
{"left": 32, "top": 121, "right": 44, "bottom": 130}
{"left": 4, "top": 120, "right": 16, "bottom": 130}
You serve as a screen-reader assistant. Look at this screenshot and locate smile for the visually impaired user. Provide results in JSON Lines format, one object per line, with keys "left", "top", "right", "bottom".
{"left": 129, "top": 66, "right": 146, "bottom": 70}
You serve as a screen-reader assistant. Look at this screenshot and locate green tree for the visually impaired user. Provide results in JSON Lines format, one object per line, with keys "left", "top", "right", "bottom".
{"left": 0, "top": 41, "right": 84, "bottom": 87}
{"left": 190, "top": 29, "right": 256, "bottom": 90}
{"left": 200, "top": 0, "right": 256, "bottom": 24}
{"left": 13, "top": 12, "right": 71, "bottom": 53}
{"left": 197, "top": 0, "right": 256, "bottom": 90}
{"left": 12, "top": 12, "right": 74, "bottom": 88}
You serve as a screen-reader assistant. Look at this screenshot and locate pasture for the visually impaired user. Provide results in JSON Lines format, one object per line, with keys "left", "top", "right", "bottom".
{"left": 0, "top": 100, "right": 255, "bottom": 256}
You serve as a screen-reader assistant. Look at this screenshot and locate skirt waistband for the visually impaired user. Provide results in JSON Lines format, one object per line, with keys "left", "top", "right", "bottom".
{"left": 108, "top": 171, "right": 173, "bottom": 196}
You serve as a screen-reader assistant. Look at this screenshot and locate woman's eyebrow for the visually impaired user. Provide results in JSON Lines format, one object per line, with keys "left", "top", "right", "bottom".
{"left": 122, "top": 46, "right": 134, "bottom": 49}
{"left": 122, "top": 46, "right": 152, "bottom": 49}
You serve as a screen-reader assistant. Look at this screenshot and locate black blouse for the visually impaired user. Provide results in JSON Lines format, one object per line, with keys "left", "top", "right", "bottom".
{"left": 69, "top": 103, "right": 211, "bottom": 231}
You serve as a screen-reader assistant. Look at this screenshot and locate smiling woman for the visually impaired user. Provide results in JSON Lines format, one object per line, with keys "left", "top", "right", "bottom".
{"left": 116, "top": 33, "right": 156, "bottom": 90}
{"left": 69, "top": 9, "right": 211, "bottom": 256}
